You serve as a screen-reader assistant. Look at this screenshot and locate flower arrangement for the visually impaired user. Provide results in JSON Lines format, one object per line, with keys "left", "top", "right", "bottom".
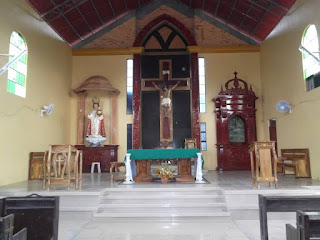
{"left": 154, "top": 165, "right": 174, "bottom": 180}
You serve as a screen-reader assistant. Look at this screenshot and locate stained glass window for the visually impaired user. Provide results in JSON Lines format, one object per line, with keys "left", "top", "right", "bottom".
{"left": 7, "top": 31, "right": 28, "bottom": 98}
{"left": 302, "top": 25, "right": 320, "bottom": 80}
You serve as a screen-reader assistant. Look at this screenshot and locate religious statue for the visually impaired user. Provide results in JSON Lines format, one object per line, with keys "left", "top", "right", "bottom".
{"left": 152, "top": 81, "right": 180, "bottom": 116}
{"left": 85, "top": 97, "right": 106, "bottom": 147}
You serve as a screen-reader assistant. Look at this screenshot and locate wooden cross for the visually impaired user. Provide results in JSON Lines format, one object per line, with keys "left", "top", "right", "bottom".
{"left": 144, "top": 60, "right": 187, "bottom": 88}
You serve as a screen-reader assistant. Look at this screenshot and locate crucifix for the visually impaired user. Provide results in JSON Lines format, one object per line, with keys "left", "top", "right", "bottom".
{"left": 148, "top": 60, "right": 185, "bottom": 141}
{"left": 152, "top": 81, "right": 180, "bottom": 117}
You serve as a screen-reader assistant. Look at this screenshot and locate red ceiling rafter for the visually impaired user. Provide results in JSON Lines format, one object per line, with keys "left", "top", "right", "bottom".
{"left": 25, "top": 0, "right": 297, "bottom": 47}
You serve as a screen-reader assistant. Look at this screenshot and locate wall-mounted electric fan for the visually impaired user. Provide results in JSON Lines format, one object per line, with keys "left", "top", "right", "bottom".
{"left": 276, "top": 101, "right": 292, "bottom": 113}
{"left": 40, "top": 104, "right": 54, "bottom": 117}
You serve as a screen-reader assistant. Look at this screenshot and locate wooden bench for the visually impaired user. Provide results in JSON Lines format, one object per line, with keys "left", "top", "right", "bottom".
{"left": 0, "top": 214, "right": 27, "bottom": 240}
{"left": 1, "top": 194, "right": 59, "bottom": 240}
{"left": 0, "top": 214, "right": 14, "bottom": 240}
{"left": 286, "top": 211, "right": 320, "bottom": 240}
{"left": 277, "top": 149, "right": 311, "bottom": 178}
{"left": 259, "top": 195, "right": 320, "bottom": 240}
{"left": 12, "top": 228, "right": 27, "bottom": 240}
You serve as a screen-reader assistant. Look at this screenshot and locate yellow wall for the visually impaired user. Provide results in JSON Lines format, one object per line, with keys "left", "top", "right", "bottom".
{"left": 71, "top": 56, "right": 132, "bottom": 162}
{"left": 72, "top": 53, "right": 263, "bottom": 170}
{"left": 200, "top": 53, "right": 263, "bottom": 170}
{"left": 0, "top": 0, "right": 72, "bottom": 186}
{"left": 260, "top": 0, "right": 320, "bottom": 179}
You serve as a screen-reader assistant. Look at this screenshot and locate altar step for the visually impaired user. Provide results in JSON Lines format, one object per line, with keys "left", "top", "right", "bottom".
{"left": 94, "top": 187, "right": 230, "bottom": 218}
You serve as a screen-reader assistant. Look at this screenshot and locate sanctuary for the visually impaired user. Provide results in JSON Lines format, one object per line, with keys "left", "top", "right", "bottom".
{"left": 1, "top": 0, "right": 320, "bottom": 240}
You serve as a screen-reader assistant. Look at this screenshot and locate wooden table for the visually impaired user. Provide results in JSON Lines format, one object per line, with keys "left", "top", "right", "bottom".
{"left": 123, "top": 149, "right": 204, "bottom": 183}
{"left": 259, "top": 195, "right": 320, "bottom": 240}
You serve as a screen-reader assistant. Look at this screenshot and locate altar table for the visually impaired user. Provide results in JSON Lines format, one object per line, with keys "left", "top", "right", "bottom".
{"left": 123, "top": 149, "right": 204, "bottom": 184}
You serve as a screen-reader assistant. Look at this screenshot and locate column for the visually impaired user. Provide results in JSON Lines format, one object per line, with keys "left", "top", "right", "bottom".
{"left": 111, "top": 92, "right": 118, "bottom": 144}
{"left": 132, "top": 54, "right": 141, "bottom": 149}
{"left": 77, "top": 92, "right": 86, "bottom": 144}
{"left": 191, "top": 53, "right": 201, "bottom": 148}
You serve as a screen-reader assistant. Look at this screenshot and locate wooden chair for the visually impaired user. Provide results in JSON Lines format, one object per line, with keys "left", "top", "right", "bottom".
{"left": 185, "top": 138, "right": 197, "bottom": 149}
{"left": 28, "top": 152, "right": 45, "bottom": 180}
{"left": 250, "top": 141, "right": 278, "bottom": 189}
{"left": 44, "top": 145, "right": 82, "bottom": 190}
{"left": 185, "top": 138, "right": 197, "bottom": 164}
{"left": 277, "top": 149, "right": 311, "bottom": 178}
{"left": 110, "top": 162, "right": 125, "bottom": 181}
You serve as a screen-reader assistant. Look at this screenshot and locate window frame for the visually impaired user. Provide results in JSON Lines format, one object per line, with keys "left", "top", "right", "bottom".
{"left": 198, "top": 57, "right": 206, "bottom": 113}
{"left": 301, "top": 24, "right": 320, "bottom": 81}
{"left": 126, "top": 58, "right": 133, "bottom": 114}
{"left": 7, "top": 31, "right": 28, "bottom": 98}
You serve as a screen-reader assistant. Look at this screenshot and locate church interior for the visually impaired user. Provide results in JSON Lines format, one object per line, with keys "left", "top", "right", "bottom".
{"left": 1, "top": 0, "right": 320, "bottom": 239}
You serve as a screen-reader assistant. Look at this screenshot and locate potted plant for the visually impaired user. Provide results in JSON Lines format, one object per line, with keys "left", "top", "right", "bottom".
{"left": 154, "top": 165, "right": 174, "bottom": 184}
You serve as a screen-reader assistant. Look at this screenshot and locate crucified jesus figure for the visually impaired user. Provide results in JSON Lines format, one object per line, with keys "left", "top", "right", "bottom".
{"left": 153, "top": 81, "right": 180, "bottom": 117}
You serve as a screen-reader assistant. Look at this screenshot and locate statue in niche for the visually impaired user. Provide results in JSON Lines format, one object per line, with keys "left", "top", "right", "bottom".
{"left": 85, "top": 97, "right": 106, "bottom": 147}
{"left": 152, "top": 81, "right": 180, "bottom": 117}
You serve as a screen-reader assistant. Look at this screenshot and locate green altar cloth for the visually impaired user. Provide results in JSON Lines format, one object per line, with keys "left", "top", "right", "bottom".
{"left": 126, "top": 148, "right": 202, "bottom": 160}
{"left": 124, "top": 149, "right": 204, "bottom": 179}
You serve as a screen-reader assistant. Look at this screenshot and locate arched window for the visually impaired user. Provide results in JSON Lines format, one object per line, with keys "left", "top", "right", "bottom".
{"left": 301, "top": 25, "right": 320, "bottom": 80}
{"left": 7, "top": 31, "right": 28, "bottom": 98}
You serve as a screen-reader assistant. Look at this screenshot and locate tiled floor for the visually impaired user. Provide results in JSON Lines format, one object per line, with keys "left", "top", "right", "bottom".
{"left": 1, "top": 171, "right": 320, "bottom": 240}
{"left": 1, "top": 170, "right": 319, "bottom": 193}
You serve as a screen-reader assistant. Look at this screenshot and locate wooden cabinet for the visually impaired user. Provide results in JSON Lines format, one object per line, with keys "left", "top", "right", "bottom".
{"left": 75, "top": 145, "right": 119, "bottom": 173}
{"left": 212, "top": 72, "right": 258, "bottom": 171}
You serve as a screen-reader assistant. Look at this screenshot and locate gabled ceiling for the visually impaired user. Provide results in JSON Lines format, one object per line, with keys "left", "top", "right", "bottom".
{"left": 25, "top": 0, "right": 297, "bottom": 47}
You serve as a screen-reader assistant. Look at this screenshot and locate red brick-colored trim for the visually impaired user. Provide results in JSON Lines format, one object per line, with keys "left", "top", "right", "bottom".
{"left": 133, "top": 14, "right": 197, "bottom": 47}
{"left": 191, "top": 53, "right": 200, "bottom": 148}
{"left": 133, "top": 54, "right": 141, "bottom": 149}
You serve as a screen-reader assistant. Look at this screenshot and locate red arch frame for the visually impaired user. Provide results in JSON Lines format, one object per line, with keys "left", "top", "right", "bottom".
{"left": 133, "top": 14, "right": 197, "bottom": 47}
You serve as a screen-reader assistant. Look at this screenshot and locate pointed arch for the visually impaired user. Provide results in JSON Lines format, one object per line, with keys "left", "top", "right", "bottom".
{"left": 133, "top": 14, "right": 197, "bottom": 47}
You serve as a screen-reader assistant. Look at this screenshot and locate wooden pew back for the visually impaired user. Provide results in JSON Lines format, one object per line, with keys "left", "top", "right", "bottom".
{"left": 286, "top": 210, "right": 320, "bottom": 240}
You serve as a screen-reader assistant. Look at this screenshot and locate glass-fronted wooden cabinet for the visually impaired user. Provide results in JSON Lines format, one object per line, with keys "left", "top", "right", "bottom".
{"left": 212, "top": 72, "right": 258, "bottom": 171}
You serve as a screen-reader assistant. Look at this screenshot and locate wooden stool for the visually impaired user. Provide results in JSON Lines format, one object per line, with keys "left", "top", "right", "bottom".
{"left": 110, "top": 162, "right": 125, "bottom": 181}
